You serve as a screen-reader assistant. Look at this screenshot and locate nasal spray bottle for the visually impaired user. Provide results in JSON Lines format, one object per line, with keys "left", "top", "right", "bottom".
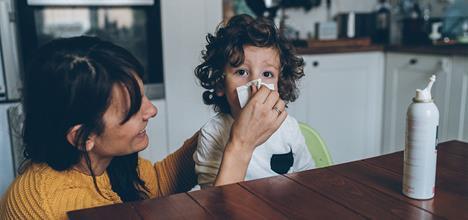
{"left": 402, "top": 75, "right": 439, "bottom": 200}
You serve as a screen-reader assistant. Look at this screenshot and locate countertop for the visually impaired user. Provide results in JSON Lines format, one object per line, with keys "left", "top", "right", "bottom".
{"left": 296, "top": 44, "right": 468, "bottom": 56}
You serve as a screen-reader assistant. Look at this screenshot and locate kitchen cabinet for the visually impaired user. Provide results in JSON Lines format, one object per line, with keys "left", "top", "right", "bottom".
{"left": 447, "top": 56, "right": 468, "bottom": 142}
{"left": 289, "top": 52, "right": 385, "bottom": 164}
{"left": 140, "top": 99, "right": 169, "bottom": 163}
{"left": 0, "top": 102, "right": 16, "bottom": 196}
{"left": 382, "top": 53, "right": 452, "bottom": 153}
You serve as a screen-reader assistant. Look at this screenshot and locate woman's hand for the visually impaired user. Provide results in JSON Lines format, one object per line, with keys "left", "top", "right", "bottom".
{"left": 230, "top": 85, "right": 287, "bottom": 148}
{"left": 214, "top": 85, "right": 287, "bottom": 186}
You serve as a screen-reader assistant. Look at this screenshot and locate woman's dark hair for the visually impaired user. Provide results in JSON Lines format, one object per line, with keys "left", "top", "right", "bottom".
{"left": 195, "top": 14, "right": 305, "bottom": 113}
{"left": 22, "top": 36, "right": 149, "bottom": 202}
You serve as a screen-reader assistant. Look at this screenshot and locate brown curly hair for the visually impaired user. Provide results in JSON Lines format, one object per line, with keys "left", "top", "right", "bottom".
{"left": 195, "top": 14, "right": 305, "bottom": 114}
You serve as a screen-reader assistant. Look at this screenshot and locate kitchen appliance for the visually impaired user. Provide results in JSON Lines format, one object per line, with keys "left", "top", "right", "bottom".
{"left": 336, "top": 12, "right": 376, "bottom": 39}
{"left": 0, "top": 0, "right": 22, "bottom": 101}
{"left": 315, "top": 0, "right": 337, "bottom": 40}
{"left": 16, "top": 0, "right": 164, "bottom": 99}
{"left": 315, "top": 22, "right": 337, "bottom": 40}
{"left": 401, "top": 17, "right": 444, "bottom": 45}
{"left": 442, "top": 0, "right": 468, "bottom": 40}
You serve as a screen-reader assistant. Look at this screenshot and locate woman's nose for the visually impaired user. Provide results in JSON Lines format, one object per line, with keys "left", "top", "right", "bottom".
{"left": 142, "top": 98, "right": 158, "bottom": 120}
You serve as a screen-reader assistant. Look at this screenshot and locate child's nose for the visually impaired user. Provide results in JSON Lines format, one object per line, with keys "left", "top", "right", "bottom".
{"left": 249, "top": 72, "right": 260, "bottom": 81}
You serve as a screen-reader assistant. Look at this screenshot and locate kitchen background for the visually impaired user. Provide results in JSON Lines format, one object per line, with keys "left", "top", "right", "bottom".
{"left": 0, "top": 0, "right": 467, "bottom": 195}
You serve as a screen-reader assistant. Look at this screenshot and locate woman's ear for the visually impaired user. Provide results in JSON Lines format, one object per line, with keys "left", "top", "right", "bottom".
{"left": 66, "top": 125, "right": 95, "bottom": 152}
{"left": 84, "top": 136, "right": 96, "bottom": 152}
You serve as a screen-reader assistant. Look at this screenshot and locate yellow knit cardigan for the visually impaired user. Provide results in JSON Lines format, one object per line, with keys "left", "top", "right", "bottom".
{"left": 0, "top": 139, "right": 197, "bottom": 220}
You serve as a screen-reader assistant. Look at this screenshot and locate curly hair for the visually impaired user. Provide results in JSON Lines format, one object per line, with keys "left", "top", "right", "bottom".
{"left": 195, "top": 14, "right": 305, "bottom": 114}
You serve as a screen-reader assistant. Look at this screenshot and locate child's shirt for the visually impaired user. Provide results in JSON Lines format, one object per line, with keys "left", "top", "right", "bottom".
{"left": 193, "top": 113, "right": 315, "bottom": 187}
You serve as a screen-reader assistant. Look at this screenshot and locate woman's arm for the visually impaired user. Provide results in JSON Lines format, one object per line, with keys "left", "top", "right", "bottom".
{"left": 214, "top": 86, "right": 287, "bottom": 186}
{"left": 153, "top": 132, "right": 199, "bottom": 196}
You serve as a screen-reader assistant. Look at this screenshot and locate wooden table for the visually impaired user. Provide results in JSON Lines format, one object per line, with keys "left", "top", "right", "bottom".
{"left": 68, "top": 141, "right": 468, "bottom": 219}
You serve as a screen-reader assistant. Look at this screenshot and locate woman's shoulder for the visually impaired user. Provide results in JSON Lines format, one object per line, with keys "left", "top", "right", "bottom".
{"left": 6, "top": 163, "right": 60, "bottom": 195}
{"left": 1, "top": 163, "right": 65, "bottom": 219}
{"left": 1, "top": 162, "right": 120, "bottom": 220}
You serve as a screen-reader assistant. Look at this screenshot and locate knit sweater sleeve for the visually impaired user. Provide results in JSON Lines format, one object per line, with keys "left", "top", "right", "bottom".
{"left": 153, "top": 133, "right": 198, "bottom": 197}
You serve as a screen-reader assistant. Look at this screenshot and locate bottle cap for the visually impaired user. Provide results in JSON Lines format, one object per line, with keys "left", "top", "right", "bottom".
{"left": 414, "top": 75, "right": 436, "bottom": 102}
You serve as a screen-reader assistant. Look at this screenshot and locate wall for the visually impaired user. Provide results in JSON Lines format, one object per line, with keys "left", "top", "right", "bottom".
{"left": 161, "top": 0, "right": 221, "bottom": 152}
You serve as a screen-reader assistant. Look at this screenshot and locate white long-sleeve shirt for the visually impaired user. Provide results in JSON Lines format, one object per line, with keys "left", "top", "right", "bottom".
{"left": 193, "top": 113, "right": 315, "bottom": 188}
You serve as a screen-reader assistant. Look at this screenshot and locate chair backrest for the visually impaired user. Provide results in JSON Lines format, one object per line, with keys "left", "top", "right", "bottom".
{"left": 7, "top": 104, "right": 25, "bottom": 176}
{"left": 299, "top": 122, "right": 332, "bottom": 168}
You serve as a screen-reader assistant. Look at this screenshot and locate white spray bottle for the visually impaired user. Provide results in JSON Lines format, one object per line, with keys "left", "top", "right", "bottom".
{"left": 402, "top": 75, "right": 439, "bottom": 200}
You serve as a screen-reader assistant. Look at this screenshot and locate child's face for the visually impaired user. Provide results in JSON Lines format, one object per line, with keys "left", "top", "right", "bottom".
{"left": 222, "top": 45, "right": 280, "bottom": 118}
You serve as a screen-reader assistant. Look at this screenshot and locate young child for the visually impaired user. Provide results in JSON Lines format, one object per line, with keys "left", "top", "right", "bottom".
{"left": 194, "top": 14, "right": 314, "bottom": 188}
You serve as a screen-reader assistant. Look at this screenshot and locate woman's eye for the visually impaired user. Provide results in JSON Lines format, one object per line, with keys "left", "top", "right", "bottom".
{"left": 235, "top": 69, "right": 248, "bottom": 76}
{"left": 263, "top": 71, "right": 274, "bottom": 78}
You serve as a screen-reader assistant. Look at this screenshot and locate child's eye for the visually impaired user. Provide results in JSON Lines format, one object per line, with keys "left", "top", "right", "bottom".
{"left": 263, "top": 71, "right": 274, "bottom": 78}
{"left": 235, "top": 69, "right": 248, "bottom": 77}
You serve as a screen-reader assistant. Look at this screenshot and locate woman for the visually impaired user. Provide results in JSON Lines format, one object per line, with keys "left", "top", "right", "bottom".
{"left": 0, "top": 36, "right": 287, "bottom": 219}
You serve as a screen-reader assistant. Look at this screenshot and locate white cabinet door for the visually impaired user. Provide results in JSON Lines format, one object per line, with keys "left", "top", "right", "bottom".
{"left": 448, "top": 56, "right": 468, "bottom": 142}
{"left": 383, "top": 53, "right": 452, "bottom": 153}
{"left": 289, "top": 52, "right": 384, "bottom": 164}
{"left": 139, "top": 99, "right": 169, "bottom": 163}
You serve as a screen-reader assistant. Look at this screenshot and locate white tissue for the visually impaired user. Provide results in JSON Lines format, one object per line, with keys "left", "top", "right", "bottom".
{"left": 236, "top": 79, "right": 275, "bottom": 108}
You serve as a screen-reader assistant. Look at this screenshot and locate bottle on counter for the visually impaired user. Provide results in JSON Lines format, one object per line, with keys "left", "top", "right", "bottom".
{"left": 402, "top": 75, "right": 439, "bottom": 200}
{"left": 410, "top": 2, "right": 421, "bottom": 19}
{"left": 389, "top": 1, "right": 403, "bottom": 45}
{"left": 374, "top": 0, "right": 391, "bottom": 44}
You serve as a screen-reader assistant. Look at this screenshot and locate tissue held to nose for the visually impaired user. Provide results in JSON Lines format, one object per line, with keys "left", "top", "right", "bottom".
{"left": 236, "top": 78, "right": 275, "bottom": 108}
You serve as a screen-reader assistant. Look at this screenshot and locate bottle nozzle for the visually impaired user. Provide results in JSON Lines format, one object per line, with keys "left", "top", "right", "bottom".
{"left": 414, "top": 75, "right": 436, "bottom": 102}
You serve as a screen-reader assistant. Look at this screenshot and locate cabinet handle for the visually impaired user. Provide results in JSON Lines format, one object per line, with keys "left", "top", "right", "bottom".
{"left": 437, "top": 58, "right": 451, "bottom": 76}
{"left": 312, "top": 61, "right": 319, "bottom": 67}
{"left": 409, "top": 58, "right": 418, "bottom": 65}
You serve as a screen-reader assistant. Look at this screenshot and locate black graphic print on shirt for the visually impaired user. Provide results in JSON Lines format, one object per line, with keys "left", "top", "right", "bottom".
{"left": 270, "top": 148, "right": 294, "bottom": 174}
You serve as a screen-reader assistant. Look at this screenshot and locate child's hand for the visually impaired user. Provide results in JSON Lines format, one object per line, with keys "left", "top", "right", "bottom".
{"left": 230, "top": 85, "right": 288, "bottom": 150}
